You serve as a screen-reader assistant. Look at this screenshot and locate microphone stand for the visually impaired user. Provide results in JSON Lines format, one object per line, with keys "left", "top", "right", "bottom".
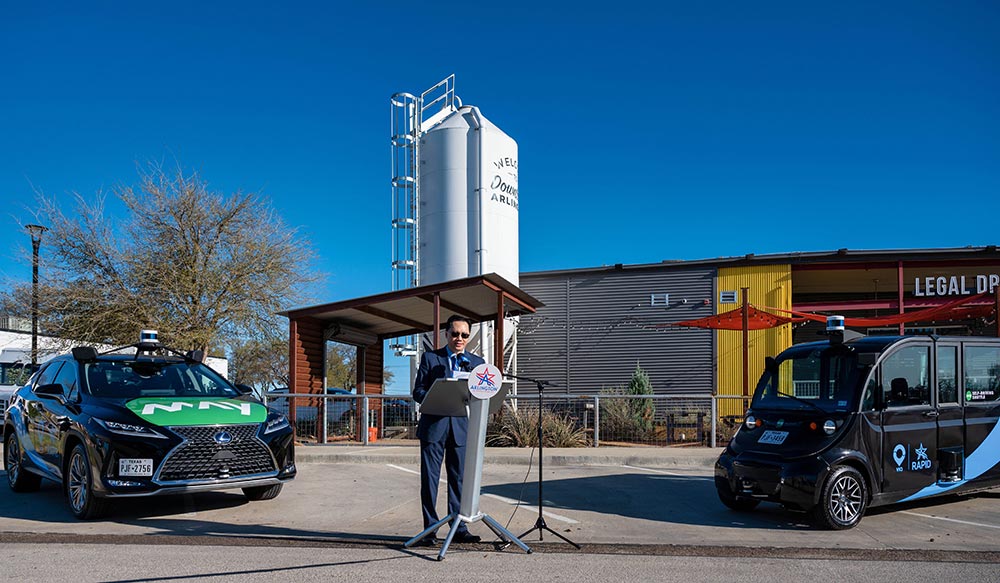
{"left": 505, "top": 374, "right": 581, "bottom": 549}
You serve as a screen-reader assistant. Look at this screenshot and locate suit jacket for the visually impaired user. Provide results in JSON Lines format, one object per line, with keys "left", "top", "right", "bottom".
{"left": 413, "top": 347, "right": 485, "bottom": 444}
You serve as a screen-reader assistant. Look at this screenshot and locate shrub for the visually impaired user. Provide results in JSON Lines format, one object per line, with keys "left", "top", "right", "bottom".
{"left": 487, "top": 403, "right": 588, "bottom": 448}
{"left": 599, "top": 364, "right": 655, "bottom": 443}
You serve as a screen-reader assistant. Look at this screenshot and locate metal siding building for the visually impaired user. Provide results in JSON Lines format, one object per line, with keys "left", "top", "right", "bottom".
{"left": 514, "top": 247, "right": 1000, "bottom": 410}
{"left": 517, "top": 265, "right": 715, "bottom": 395}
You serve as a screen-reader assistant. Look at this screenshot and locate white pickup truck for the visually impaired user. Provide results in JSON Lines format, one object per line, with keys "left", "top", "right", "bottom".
{"left": 0, "top": 384, "right": 15, "bottom": 421}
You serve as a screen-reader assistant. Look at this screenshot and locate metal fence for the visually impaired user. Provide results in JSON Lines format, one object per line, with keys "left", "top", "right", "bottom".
{"left": 263, "top": 392, "right": 417, "bottom": 445}
{"left": 264, "top": 392, "right": 753, "bottom": 448}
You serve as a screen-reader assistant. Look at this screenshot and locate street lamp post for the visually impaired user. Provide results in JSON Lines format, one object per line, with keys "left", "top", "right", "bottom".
{"left": 26, "top": 224, "right": 47, "bottom": 368}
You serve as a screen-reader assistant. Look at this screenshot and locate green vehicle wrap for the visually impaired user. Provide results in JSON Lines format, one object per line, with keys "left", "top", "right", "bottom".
{"left": 125, "top": 397, "right": 268, "bottom": 427}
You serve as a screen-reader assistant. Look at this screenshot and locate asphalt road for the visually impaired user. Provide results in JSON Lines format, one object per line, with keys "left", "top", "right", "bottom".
{"left": 4, "top": 543, "right": 1000, "bottom": 583}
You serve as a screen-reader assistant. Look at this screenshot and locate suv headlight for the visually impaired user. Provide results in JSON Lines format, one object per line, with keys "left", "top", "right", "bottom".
{"left": 94, "top": 418, "right": 168, "bottom": 439}
{"left": 264, "top": 414, "right": 290, "bottom": 434}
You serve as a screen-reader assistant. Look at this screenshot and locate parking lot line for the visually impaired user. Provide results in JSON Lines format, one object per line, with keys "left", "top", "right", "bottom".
{"left": 479, "top": 493, "right": 579, "bottom": 524}
{"left": 386, "top": 464, "right": 439, "bottom": 481}
{"left": 900, "top": 511, "right": 1000, "bottom": 530}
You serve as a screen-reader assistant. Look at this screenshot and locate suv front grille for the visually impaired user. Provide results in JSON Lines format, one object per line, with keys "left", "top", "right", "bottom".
{"left": 0, "top": 397, "right": 6, "bottom": 418}
{"left": 158, "top": 424, "right": 276, "bottom": 482}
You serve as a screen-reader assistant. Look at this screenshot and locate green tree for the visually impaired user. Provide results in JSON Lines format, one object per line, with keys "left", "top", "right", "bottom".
{"left": 326, "top": 343, "right": 358, "bottom": 391}
{"left": 4, "top": 163, "right": 317, "bottom": 354}
{"left": 325, "top": 342, "right": 395, "bottom": 391}
{"left": 626, "top": 363, "right": 655, "bottom": 433}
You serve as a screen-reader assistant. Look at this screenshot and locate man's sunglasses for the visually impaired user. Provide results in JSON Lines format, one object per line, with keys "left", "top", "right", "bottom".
{"left": 450, "top": 332, "right": 470, "bottom": 339}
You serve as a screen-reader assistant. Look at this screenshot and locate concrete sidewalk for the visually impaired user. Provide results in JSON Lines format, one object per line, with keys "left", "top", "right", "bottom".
{"left": 294, "top": 444, "right": 724, "bottom": 470}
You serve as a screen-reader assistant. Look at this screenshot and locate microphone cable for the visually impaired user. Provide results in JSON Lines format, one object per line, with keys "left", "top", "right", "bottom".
{"left": 501, "top": 444, "right": 536, "bottom": 533}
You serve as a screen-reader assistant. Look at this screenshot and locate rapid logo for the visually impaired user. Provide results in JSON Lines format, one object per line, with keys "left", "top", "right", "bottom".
{"left": 892, "top": 442, "right": 932, "bottom": 472}
{"left": 911, "top": 443, "right": 932, "bottom": 470}
{"left": 126, "top": 398, "right": 267, "bottom": 426}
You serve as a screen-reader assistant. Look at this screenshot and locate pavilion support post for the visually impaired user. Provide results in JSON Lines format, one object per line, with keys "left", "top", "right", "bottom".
{"left": 288, "top": 319, "right": 298, "bottom": 427}
{"left": 495, "top": 292, "right": 504, "bottom": 368}
{"left": 356, "top": 340, "right": 384, "bottom": 443}
{"left": 741, "top": 287, "right": 750, "bottom": 400}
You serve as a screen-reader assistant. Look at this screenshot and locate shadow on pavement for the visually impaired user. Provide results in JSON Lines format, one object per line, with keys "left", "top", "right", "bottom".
{"left": 486, "top": 472, "right": 813, "bottom": 531}
{"left": 485, "top": 470, "right": 1000, "bottom": 531}
{"left": 0, "top": 475, "right": 250, "bottom": 522}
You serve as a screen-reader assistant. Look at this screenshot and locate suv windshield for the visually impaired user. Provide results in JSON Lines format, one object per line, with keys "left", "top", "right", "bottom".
{"left": 751, "top": 345, "right": 871, "bottom": 413}
{"left": 83, "top": 359, "right": 237, "bottom": 399}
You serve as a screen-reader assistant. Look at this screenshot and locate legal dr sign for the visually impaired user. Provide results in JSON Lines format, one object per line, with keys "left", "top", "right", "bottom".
{"left": 913, "top": 274, "right": 1000, "bottom": 297}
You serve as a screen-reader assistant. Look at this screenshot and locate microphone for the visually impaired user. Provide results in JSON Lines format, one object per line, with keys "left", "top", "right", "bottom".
{"left": 457, "top": 353, "right": 472, "bottom": 372}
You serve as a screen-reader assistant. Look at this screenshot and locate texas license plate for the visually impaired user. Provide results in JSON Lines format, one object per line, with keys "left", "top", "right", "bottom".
{"left": 119, "top": 458, "right": 154, "bottom": 477}
{"left": 758, "top": 430, "right": 789, "bottom": 445}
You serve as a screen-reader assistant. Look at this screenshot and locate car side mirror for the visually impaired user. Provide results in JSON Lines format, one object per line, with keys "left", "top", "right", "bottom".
{"left": 234, "top": 384, "right": 255, "bottom": 396}
{"left": 35, "top": 383, "right": 65, "bottom": 401}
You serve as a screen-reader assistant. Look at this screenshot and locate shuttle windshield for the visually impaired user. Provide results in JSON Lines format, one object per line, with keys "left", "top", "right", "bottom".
{"left": 751, "top": 345, "right": 871, "bottom": 413}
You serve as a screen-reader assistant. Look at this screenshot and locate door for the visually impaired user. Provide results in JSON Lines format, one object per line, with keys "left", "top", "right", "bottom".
{"left": 961, "top": 343, "right": 1000, "bottom": 485}
{"left": 935, "top": 344, "right": 964, "bottom": 481}
{"left": 23, "top": 361, "right": 64, "bottom": 476}
{"left": 880, "top": 343, "right": 937, "bottom": 495}
{"left": 36, "top": 362, "right": 80, "bottom": 476}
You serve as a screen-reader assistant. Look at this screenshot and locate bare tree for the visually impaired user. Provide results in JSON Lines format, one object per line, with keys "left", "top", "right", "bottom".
{"left": 4, "top": 163, "right": 317, "bottom": 354}
{"left": 230, "top": 330, "right": 289, "bottom": 392}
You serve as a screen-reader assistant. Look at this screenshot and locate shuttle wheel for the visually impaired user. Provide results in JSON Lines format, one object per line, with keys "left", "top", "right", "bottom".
{"left": 813, "top": 466, "right": 867, "bottom": 530}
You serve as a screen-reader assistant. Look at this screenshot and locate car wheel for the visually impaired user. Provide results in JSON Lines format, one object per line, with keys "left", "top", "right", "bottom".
{"left": 243, "top": 483, "right": 283, "bottom": 501}
{"left": 65, "top": 444, "right": 111, "bottom": 519}
{"left": 5, "top": 431, "right": 41, "bottom": 492}
{"left": 813, "top": 466, "right": 868, "bottom": 530}
{"left": 716, "top": 477, "right": 760, "bottom": 512}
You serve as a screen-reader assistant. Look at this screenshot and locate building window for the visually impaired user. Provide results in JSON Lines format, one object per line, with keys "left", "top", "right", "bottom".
{"left": 650, "top": 293, "right": 669, "bottom": 306}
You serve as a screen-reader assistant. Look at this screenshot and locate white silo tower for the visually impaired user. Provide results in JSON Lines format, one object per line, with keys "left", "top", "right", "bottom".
{"left": 390, "top": 75, "right": 519, "bottom": 368}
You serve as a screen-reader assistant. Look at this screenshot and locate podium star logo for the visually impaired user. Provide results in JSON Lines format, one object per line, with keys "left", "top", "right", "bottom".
{"left": 476, "top": 370, "right": 496, "bottom": 387}
{"left": 915, "top": 443, "right": 928, "bottom": 461}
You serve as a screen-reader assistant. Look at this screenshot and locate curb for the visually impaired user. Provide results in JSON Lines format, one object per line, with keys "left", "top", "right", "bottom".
{"left": 295, "top": 450, "right": 720, "bottom": 470}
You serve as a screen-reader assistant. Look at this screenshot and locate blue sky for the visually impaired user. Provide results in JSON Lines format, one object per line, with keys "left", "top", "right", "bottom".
{"left": 2, "top": 2, "right": 998, "bottom": 389}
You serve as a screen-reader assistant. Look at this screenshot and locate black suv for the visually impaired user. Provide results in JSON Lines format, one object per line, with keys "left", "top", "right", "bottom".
{"left": 3, "top": 333, "right": 295, "bottom": 518}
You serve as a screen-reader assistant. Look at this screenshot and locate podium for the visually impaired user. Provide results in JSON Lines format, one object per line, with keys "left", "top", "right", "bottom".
{"left": 405, "top": 371, "right": 531, "bottom": 560}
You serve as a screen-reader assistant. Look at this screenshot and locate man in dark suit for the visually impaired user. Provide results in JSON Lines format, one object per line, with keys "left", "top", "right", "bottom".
{"left": 412, "top": 314, "right": 483, "bottom": 544}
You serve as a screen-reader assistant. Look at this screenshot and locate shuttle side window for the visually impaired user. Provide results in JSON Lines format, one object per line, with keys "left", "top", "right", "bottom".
{"left": 860, "top": 374, "right": 877, "bottom": 411}
{"left": 880, "top": 345, "right": 931, "bottom": 408}
{"left": 963, "top": 345, "right": 1000, "bottom": 404}
{"left": 937, "top": 346, "right": 958, "bottom": 405}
